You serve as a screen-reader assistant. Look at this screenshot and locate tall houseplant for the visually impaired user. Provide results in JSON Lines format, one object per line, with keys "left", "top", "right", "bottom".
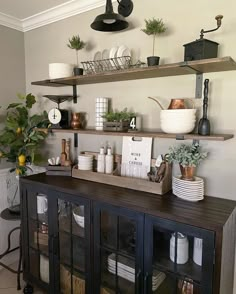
{"left": 167, "top": 143, "right": 208, "bottom": 180}
{"left": 0, "top": 93, "right": 49, "bottom": 175}
{"left": 141, "top": 17, "right": 167, "bottom": 66}
{"left": 67, "top": 35, "right": 86, "bottom": 75}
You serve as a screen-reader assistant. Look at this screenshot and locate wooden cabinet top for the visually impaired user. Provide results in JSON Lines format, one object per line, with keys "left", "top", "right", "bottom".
{"left": 21, "top": 173, "right": 236, "bottom": 232}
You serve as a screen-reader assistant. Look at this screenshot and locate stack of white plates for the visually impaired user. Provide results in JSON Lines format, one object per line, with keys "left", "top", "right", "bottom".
{"left": 108, "top": 254, "right": 166, "bottom": 291}
{"left": 173, "top": 176, "right": 204, "bottom": 201}
{"left": 78, "top": 155, "right": 93, "bottom": 171}
{"left": 49, "top": 63, "right": 73, "bottom": 79}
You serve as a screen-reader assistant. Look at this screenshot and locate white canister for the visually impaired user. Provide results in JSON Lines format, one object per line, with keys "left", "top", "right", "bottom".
{"left": 170, "top": 232, "right": 189, "bottom": 264}
{"left": 193, "top": 237, "right": 203, "bottom": 266}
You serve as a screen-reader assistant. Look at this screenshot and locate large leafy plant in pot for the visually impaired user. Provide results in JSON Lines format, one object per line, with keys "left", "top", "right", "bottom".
{"left": 67, "top": 35, "right": 86, "bottom": 76}
{"left": 141, "top": 17, "right": 167, "bottom": 66}
{"left": 167, "top": 143, "right": 208, "bottom": 180}
{"left": 0, "top": 93, "right": 49, "bottom": 175}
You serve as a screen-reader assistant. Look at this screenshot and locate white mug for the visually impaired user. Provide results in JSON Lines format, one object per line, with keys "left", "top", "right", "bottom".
{"left": 37, "top": 194, "right": 48, "bottom": 214}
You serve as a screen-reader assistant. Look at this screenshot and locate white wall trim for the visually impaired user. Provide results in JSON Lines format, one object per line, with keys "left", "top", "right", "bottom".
{"left": 0, "top": 12, "right": 22, "bottom": 32}
{"left": 22, "top": 0, "right": 111, "bottom": 32}
{"left": 0, "top": 0, "right": 116, "bottom": 32}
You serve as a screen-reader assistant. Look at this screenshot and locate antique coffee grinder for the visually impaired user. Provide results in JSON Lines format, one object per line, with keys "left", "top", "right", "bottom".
{"left": 183, "top": 15, "right": 223, "bottom": 61}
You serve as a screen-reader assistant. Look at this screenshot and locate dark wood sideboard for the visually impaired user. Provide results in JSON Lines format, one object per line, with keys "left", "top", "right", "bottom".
{"left": 20, "top": 173, "right": 236, "bottom": 294}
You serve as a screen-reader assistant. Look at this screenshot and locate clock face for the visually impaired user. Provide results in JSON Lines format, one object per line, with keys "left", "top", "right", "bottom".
{"left": 48, "top": 108, "right": 62, "bottom": 125}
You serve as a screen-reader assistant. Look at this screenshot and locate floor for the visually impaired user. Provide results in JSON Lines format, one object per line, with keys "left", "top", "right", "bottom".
{"left": 0, "top": 261, "right": 44, "bottom": 294}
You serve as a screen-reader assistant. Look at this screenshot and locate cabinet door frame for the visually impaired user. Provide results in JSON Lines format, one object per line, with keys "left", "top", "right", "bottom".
{"left": 93, "top": 201, "right": 144, "bottom": 294}
{"left": 144, "top": 215, "right": 215, "bottom": 294}
{"left": 50, "top": 190, "right": 92, "bottom": 294}
{"left": 20, "top": 183, "right": 52, "bottom": 292}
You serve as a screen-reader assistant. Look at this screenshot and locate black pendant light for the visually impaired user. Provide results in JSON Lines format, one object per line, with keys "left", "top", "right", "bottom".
{"left": 91, "top": 0, "right": 133, "bottom": 32}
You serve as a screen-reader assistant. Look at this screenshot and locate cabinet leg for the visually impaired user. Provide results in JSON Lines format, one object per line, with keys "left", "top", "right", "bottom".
{"left": 23, "top": 284, "right": 34, "bottom": 293}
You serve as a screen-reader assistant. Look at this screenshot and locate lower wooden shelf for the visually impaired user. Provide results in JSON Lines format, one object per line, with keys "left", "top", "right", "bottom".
{"left": 38, "top": 128, "right": 234, "bottom": 141}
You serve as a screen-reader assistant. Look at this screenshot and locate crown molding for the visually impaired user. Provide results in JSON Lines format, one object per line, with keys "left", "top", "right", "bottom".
{"left": 0, "top": 12, "right": 23, "bottom": 32}
{"left": 22, "top": 0, "right": 115, "bottom": 32}
{"left": 0, "top": 0, "right": 116, "bottom": 32}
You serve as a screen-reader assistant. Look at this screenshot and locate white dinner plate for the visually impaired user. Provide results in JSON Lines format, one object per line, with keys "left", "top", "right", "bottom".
{"left": 102, "top": 49, "right": 109, "bottom": 59}
{"left": 93, "top": 51, "right": 102, "bottom": 61}
{"left": 116, "top": 45, "right": 131, "bottom": 66}
{"left": 109, "top": 46, "right": 118, "bottom": 59}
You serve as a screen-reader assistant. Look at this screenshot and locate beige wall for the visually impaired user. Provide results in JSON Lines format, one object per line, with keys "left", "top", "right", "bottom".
{"left": 0, "top": 25, "right": 25, "bottom": 129}
{"left": 24, "top": 0, "right": 236, "bottom": 291}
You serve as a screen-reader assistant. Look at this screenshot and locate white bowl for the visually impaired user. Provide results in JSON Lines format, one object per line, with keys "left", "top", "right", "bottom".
{"left": 161, "top": 109, "right": 196, "bottom": 115}
{"left": 49, "top": 63, "right": 74, "bottom": 79}
{"left": 73, "top": 206, "right": 84, "bottom": 228}
{"left": 161, "top": 121, "right": 196, "bottom": 134}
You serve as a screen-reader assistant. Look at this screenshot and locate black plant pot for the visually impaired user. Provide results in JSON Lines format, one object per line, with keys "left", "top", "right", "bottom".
{"left": 147, "top": 56, "right": 160, "bottom": 66}
{"left": 74, "top": 67, "right": 84, "bottom": 76}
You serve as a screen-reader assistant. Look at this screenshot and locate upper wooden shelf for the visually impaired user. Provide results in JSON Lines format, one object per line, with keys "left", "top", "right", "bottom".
{"left": 39, "top": 128, "right": 233, "bottom": 141}
{"left": 32, "top": 57, "right": 236, "bottom": 87}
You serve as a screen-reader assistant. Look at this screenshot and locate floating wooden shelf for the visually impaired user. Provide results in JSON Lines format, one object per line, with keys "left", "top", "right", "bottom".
{"left": 38, "top": 128, "right": 233, "bottom": 141}
{"left": 32, "top": 57, "right": 236, "bottom": 87}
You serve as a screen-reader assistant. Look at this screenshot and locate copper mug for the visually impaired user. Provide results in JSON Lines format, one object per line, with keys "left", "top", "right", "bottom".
{"left": 168, "top": 99, "right": 186, "bottom": 109}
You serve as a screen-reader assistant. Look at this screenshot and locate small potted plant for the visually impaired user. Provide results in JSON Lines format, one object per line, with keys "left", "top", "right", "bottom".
{"left": 167, "top": 143, "right": 208, "bottom": 181}
{"left": 141, "top": 17, "right": 167, "bottom": 66}
{"left": 67, "top": 35, "right": 86, "bottom": 76}
{"left": 102, "top": 108, "right": 136, "bottom": 132}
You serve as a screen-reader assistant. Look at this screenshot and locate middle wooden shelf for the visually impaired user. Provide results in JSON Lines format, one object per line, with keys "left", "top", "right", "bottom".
{"left": 38, "top": 128, "right": 233, "bottom": 141}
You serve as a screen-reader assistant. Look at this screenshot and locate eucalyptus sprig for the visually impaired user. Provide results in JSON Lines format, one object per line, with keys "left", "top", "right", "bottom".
{"left": 141, "top": 18, "right": 167, "bottom": 56}
{"left": 167, "top": 143, "right": 208, "bottom": 167}
{"left": 101, "top": 108, "right": 136, "bottom": 122}
{"left": 67, "top": 35, "right": 86, "bottom": 67}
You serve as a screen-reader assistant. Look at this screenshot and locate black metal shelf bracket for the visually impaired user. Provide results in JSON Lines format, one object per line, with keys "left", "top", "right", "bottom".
{"left": 73, "top": 85, "right": 77, "bottom": 104}
{"left": 74, "top": 133, "right": 78, "bottom": 148}
{"left": 180, "top": 62, "right": 203, "bottom": 99}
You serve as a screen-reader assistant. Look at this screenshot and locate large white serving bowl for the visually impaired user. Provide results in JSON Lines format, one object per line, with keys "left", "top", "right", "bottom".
{"left": 73, "top": 206, "right": 85, "bottom": 228}
{"left": 49, "top": 63, "right": 74, "bottom": 79}
{"left": 160, "top": 109, "right": 196, "bottom": 119}
{"left": 161, "top": 121, "right": 196, "bottom": 134}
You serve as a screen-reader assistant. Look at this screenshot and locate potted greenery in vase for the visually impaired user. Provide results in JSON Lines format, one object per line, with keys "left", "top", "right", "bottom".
{"left": 167, "top": 143, "right": 208, "bottom": 181}
{"left": 67, "top": 34, "right": 86, "bottom": 76}
{"left": 102, "top": 108, "right": 136, "bottom": 132}
{"left": 0, "top": 93, "right": 49, "bottom": 175}
{"left": 141, "top": 17, "right": 167, "bottom": 66}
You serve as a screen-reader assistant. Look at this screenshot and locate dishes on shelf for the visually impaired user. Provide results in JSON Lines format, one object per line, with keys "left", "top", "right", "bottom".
{"left": 73, "top": 206, "right": 85, "bottom": 228}
{"left": 116, "top": 45, "right": 131, "bottom": 66}
{"left": 160, "top": 109, "right": 196, "bottom": 134}
{"left": 107, "top": 253, "right": 166, "bottom": 291}
{"left": 78, "top": 154, "right": 93, "bottom": 171}
{"left": 94, "top": 51, "right": 102, "bottom": 61}
{"left": 49, "top": 63, "right": 74, "bottom": 79}
{"left": 173, "top": 176, "right": 204, "bottom": 201}
{"left": 109, "top": 46, "right": 118, "bottom": 59}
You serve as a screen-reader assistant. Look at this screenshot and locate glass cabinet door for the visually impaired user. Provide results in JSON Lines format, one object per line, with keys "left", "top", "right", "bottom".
{"left": 25, "top": 189, "right": 50, "bottom": 290}
{"left": 93, "top": 202, "right": 144, "bottom": 294}
{"left": 144, "top": 216, "right": 215, "bottom": 294}
{"left": 53, "top": 193, "right": 91, "bottom": 294}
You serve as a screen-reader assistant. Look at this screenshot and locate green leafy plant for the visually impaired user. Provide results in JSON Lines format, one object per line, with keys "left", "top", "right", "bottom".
{"left": 67, "top": 35, "right": 86, "bottom": 67}
{"left": 141, "top": 18, "right": 167, "bottom": 56}
{"left": 0, "top": 93, "right": 49, "bottom": 174}
{"left": 101, "top": 108, "right": 136, "bottom": 122}
{"left": 167, "top": 143, "right": 208, "bottom": 167}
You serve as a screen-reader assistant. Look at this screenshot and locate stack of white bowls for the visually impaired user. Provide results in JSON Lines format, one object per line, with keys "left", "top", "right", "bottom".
{"left": 95, "top": 98, "right": 108, "bottom": 131}
{"left": 78, "top": 155, "right": 93, "bottom": 171}
{"left": 160, "top": 109, "right": 196, "bottom": 134}
{"left": 49, "top": 63, "right": 74, "bottom": 79}
{"left": 73, "top": 206, "right": 85, "bottom": 228}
